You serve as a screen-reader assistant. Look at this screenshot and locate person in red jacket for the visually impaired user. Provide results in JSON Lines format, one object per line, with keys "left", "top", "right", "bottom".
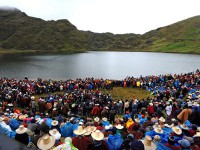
{"left": 147, "top": 103, "right": 154, "bottom": 117}
{"left": 91, "top": 104, "right": 100, "bottom": 117}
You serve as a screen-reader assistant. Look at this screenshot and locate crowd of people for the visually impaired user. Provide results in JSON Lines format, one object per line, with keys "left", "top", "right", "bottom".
{"left": 0, "top": 70, "right": 200, "bottom": 150}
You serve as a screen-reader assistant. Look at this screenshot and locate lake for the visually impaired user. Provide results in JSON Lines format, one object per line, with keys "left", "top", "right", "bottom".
{"left": 0, "top": 51, "right": 200, "bottom": 80}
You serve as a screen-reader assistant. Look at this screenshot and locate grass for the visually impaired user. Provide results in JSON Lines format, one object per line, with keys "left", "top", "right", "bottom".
{"left": 32, "top": 87, "right": 150, "bottom": 106}
{"left": 101, "top": 87, "right": 151, "bottom": 101}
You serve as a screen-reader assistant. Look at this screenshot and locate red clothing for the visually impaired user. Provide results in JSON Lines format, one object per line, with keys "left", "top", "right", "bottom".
{"left": 96, "top": 126, "right": 104, "bottom": 131}
{"left": 72, "top": 136, "right": 92, "bottom": 150}
{"left": 188, "top": 129, "right": 196, "bottom": 137}
{"left": 147, "top": 106, "right": 154, "bottom": 115}
{"left": 91, "top": 106, "right": 100, "bottom": 116}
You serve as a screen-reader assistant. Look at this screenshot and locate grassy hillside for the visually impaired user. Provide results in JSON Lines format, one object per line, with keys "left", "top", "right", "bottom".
{"left": 0, "top": 8, "right": 200, "bottom": 54}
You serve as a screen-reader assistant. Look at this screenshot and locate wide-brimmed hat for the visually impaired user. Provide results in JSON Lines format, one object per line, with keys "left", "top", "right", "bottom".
{"left": 142, "top": 135, "right": 157, "bottom": 150}
{"left": 193, "top": 132, "right": 200, "bottom": 137}
{"left": 134, "top": 118, "right": 140, "bottom": 123}
{"left": 73, "top": 126, "right": 86, "bottom": 135}
{"left": 7, "top": 103, "right": 13, "bottom": 106}
{"left": 149, "top": 103, "right": 153, "bottom": 106}
{"left": 37, "top": 134, "right": 55, "bottom": 150}
{"left": 153, "top": 123, "right": 161, "bottom": 129}
{"left": 31, "top": 96, "right": 35, "bottom": 100}
{"left": 154, "top": 127, "right": 163, "bottom": 134}
{"left": 164, "top": 123, "right": 174, "bottom": 128}
{"left": 19, "top": 114, "right": 28, "bottom": 120}
{"left": 159, "top": 117, "right": 165, "bottom": 123}
{"left": 84, "top": 126, "right": 96, "bottom": 136}
{"left": 197, "top": 127, "right": 200, "bottom": 132}
{"left": 94, "top": 117, "right": 100, "bottom": 122}
{"left": 91, "top": 130, "right": 104, "bottom": 141}
{"left": 16, "top": 125, "right": 27, "bottom": 134}
{"left": 51, "top": 120, "right": 58, "bottom": 126}
{"left": 180, "top": 124, "right": 189, "bottom": 130}
{"left": 193, "top": 102, "right": 199, "bottom": 106}
{"left": 49, "top": 129, "right": 61, "bottom": 140}
{"left": 172, "top": 126, "right": 182, "bottom": 135}
{"left": 116, "top": 124, "right": 124, "bottom": 130}
{"left": 102, "top": 117, "right": 108, "bottom": 122}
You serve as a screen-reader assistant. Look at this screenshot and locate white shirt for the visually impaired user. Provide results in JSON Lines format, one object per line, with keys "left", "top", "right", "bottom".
{"left": 165, "top": 105, "right": 172, "bottom": 116}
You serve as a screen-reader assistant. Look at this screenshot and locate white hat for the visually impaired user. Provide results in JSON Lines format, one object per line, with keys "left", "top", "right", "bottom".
{"left": 16, "top": 125, "right": 27, "bottom": 134}
{"left": 172, "top": 126, "right": 182, "bottom": 135}
{"left": 153, "top": 123, "right": 161, "bottom": 129}
{"left": 105, "top": 125, "right": 110, "bottom": 130}
{"left": 73, "top": 126, "right": 86, "bottom": 135}
{"left": 37, "top": 134, "right": 55, "bottom": 150}
{"left": 142, "top": 135, "right": 157, "bottom": 150}
{"left": 180, "top": 124, "right": 189, "bottom": 130}
{"left": 149, "top": 103, "right": 153, "bottom": 106}
{"left": 134, "top": 118, "right": 140, "bottom": 123}
{"left": 83, "top": 126, "right": 96, "bottom": 136}
{"left": 31, "top": 96, "right": 35, "bottom": 100}
{"left": 51, "top": 120, "right": 58, "bottom": 126}
{"left": 94, "top": 117, "right": 100, "bottom": 122}
{"left": 49, "top": 129, "right": 61, "bottom": 140}
{"left": 116, "top": 124, "right": 124, "bottom": 130}
{"left": 193, "top": 132, "right": 200, "bottom": 137}
{"left": 159, "top": 117, "right": 165, "bottom": 122}
{"left": 102, "top": 117, "right": 108, "bottom": 122}
{"left": 154, "top": 127, "right": 163, "bottom": 134}
{"left": 91, "top": 130, "right": 104, "bottom": 141}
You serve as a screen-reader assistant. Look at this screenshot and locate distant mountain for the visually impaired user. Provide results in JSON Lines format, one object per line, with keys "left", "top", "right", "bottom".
{"left": 0, "top": 8, "right": 200, "bottom": 54}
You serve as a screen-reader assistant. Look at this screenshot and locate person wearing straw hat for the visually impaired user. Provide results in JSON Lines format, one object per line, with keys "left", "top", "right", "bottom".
{"left": 154, "top": 127, "right": 164, "bottom": 134}
{"left": 180, "top": 123, "right": 190, "bottom": 136}
{"left": 72, "top": 126, "right": 92, "bottom": 150}
{"left": 141, "top": 135, "right": 157, "bottom": 150}
{"left": 83, "top": 126, "right": 96, "bottom": 136}
{"left": 171, "top": 126, "right": 183, "bottom": 137}
{"left": 15, "top": 124, "right": 29, "bottom": 145}
{"left": 49, "top": 128, "right": 61, "bottom": 141}
{"left": 51, "top": 120, "right": 61, "bottom": 133}
{"left": 158, "top": 117, "right": 165, "bottom": 128}
{"left": 88, "top": 130, "right": 109, "bottom": 150}
{"left": 93, "top": 117, "right": 100, "bottom": 126}
{"left": 37, "top": 134, "right": 55, "bottom": 150}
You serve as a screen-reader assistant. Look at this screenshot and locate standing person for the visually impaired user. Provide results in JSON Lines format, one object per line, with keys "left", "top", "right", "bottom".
{"left": 124, "top": 100, "right": 129, "bottom": 113}
{"left": 15, "top": 125, "right": 29, "bottom": 145}
{"left": 147, "top": 103, "right": 154, "bottom": 117}
{"left": 165, "top": 102, "right": 172, "bottom": 118}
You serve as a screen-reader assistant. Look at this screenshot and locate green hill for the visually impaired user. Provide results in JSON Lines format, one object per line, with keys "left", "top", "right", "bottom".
{"left": 0, "top": 8, "right": 200, "bottom": 54}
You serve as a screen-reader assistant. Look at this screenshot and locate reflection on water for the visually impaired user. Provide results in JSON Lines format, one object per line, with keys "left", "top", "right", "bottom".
{"left": 0, "top": 52, "right": 200, "bottom": 80}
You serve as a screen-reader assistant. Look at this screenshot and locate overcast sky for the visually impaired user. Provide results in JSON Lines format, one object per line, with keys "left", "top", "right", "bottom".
{"left": 1, "top": 0, "right": 200, "bottom": 34}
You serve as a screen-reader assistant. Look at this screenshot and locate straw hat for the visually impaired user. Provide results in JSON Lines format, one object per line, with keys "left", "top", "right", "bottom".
{"left": 91, "top": 130, "right": 104, "bottom": 141}
{"left": 180, "top": 124, "right": 189, "bottom": 130}
{"left": 7, "top": 103, "right": 13, "bottom": 106}
{"left": 197, "top": 127, "right": 200, "bottom": 132}
{"left": 193, "top": 102, "right": 199, "bottom": 107}
{"left": 116, "top": 124, "right": 124, "bottom": 130}
{"left": 31, "top": 96, "right": 35, "bottom": 100}
{"left": 154, "top": 127, "right": 163, "bottom": 134}
{"left": 18, "top": 114, "right": 28, "bottom": 120}
{"left": 37, "top": 134, "right": 55, "bottom": 150}
{"left": 94, "top": 117, "right": 100, "bottom": 122}
{"left": 158, "top": 117, "right": 165, "bottom": 123}
{"left": 51, "top": 120, "right": 58, "bottom": 126}
{"left": 49, "top": 129, "right": 61, "bottom": 140}
{"left": 142, "top": 135, "right": 156, "bottom": 150}
{"left": 149, "top": 103, "right": 153, "bottom": 106}
{"left": 172, "top": 126, "right": 182, "bottom": 135}
{"left": 153, "top": 123, "right": 161, "bottom": 129}
{"left": 16, "top": 125, "right": 27, "bottom": 134}
{"left": 73, "top": 126, "right": 86, "bottom": 135}
{"left": 193, "top": 132, "right": 200, "bottom": 138}
{"left": 164, "top": 123, "right": 174, "bottom": 128}
{"left": 84, "top": 126, "right": 96, "bottom": 136}
{"left": 102, "top": 117, "right": 108, "bottom": 122}
{"left": 134, "top": 118, "right": 140, "bottom": 123}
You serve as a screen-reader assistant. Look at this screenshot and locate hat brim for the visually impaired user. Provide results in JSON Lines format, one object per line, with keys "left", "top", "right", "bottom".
{"left": 91, "top": 131, "right": 104, "bottom": 141}
{"left": 37, "top": 135, "right": 55, "bottom": 150}
{"left": 16, "top": 128, "right": 27, "bottom": 134}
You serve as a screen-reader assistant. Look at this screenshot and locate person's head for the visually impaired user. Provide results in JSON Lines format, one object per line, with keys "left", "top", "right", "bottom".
{"left": 168, "top": 136, "right": 175, "bottom": 145}
{"left": 178, "top": 139, "right": 191, "bottom": 149}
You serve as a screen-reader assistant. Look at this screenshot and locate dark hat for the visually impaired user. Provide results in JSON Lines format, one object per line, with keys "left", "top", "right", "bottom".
{"left": 131, "top": 140, "right": 144, "bottom": 150}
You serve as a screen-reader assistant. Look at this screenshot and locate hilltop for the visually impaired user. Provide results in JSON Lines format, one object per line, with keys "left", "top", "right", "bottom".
{"left": 0, "top": 8, "right": 200, "bottom": 54}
